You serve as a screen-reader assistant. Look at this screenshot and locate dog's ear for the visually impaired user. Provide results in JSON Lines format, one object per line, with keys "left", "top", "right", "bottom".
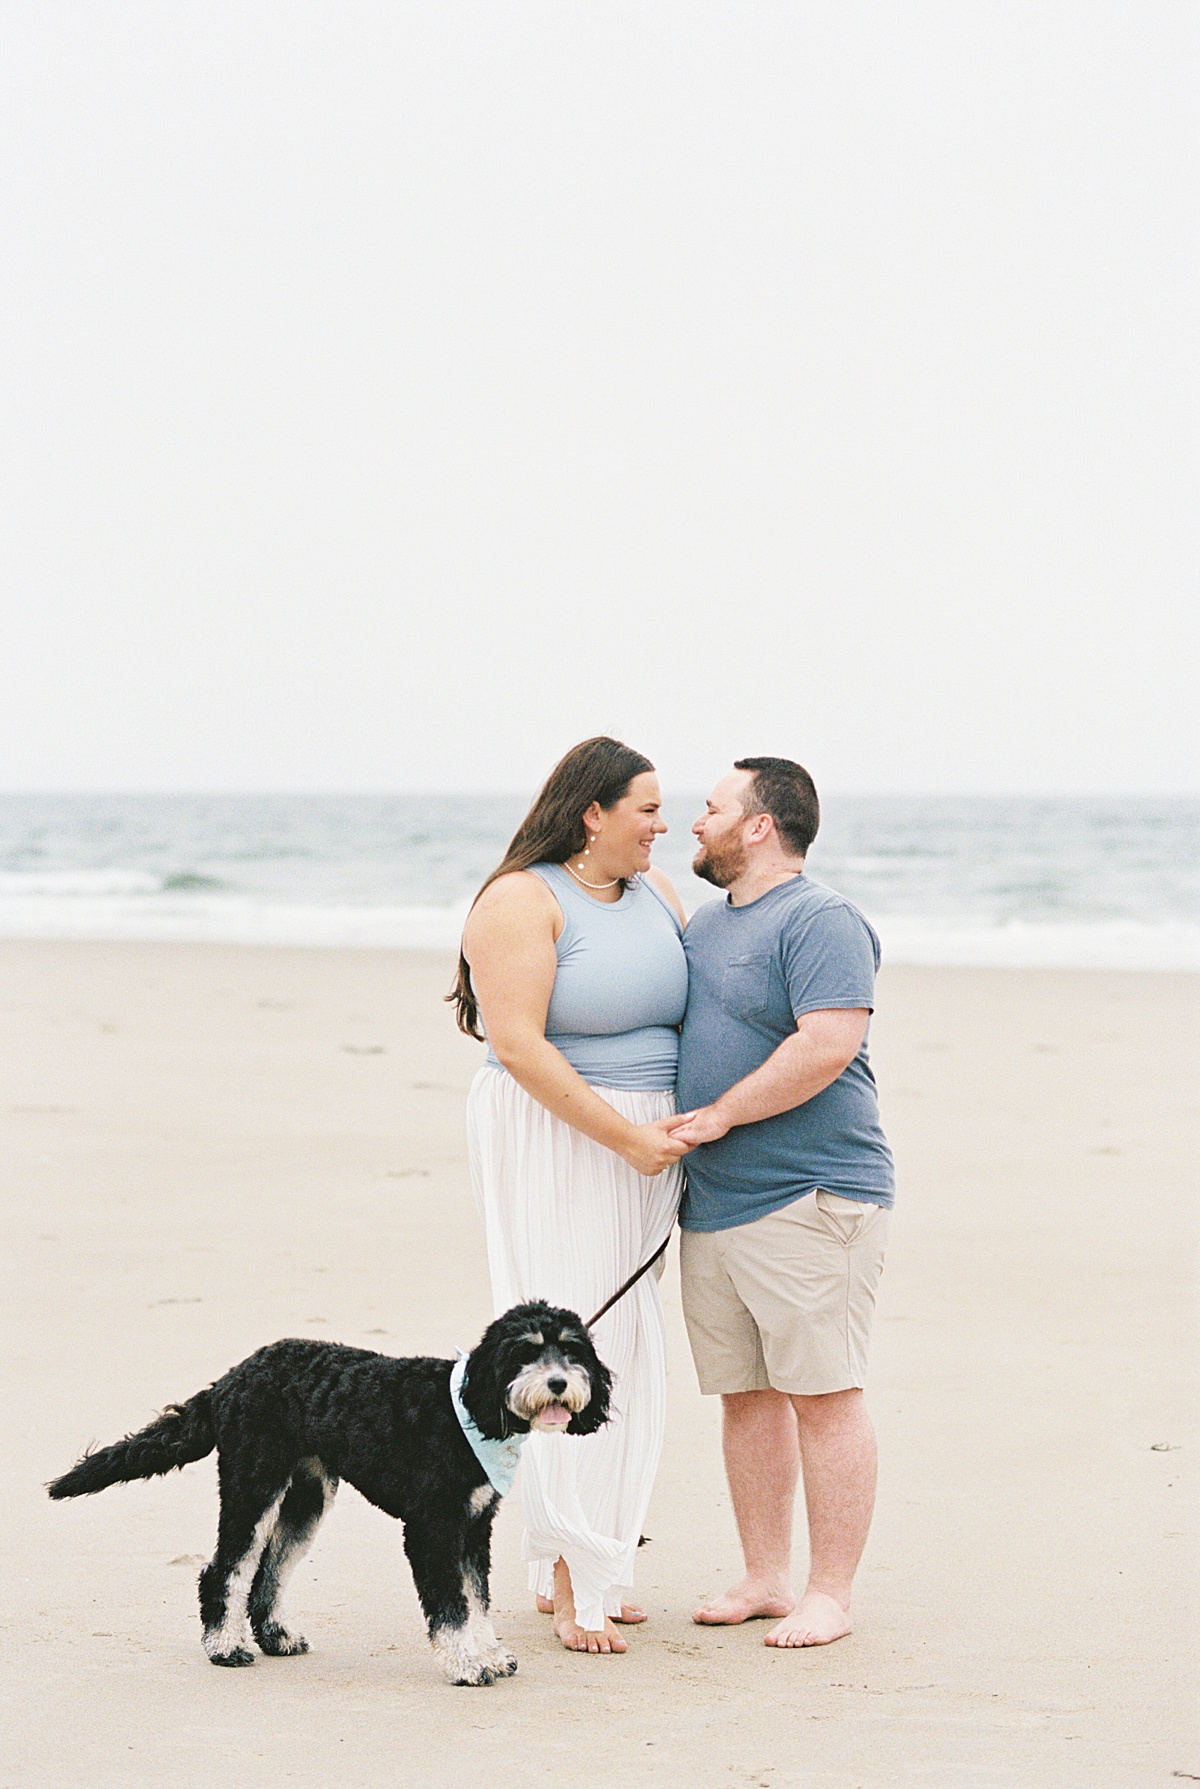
{"left": 461, "top": 1321, "right": 528, "bottom": 1441}
{"left": 567, "top": 1335, "right": 612, "bottom": 1436}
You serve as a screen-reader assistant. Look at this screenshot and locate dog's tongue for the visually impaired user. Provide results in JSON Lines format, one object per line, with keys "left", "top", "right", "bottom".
{"left": 535, "top": 1402, "right": 572, "bottom": 1430}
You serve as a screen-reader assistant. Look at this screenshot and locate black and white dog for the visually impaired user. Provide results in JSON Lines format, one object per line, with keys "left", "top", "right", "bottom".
{"left": 48, "top": 1302, "right": 611, "bottom": 1686}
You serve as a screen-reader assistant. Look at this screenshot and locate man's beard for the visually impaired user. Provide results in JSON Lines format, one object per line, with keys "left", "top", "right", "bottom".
{"left": 692, "top": 833, "right": 747, "bottom": 889}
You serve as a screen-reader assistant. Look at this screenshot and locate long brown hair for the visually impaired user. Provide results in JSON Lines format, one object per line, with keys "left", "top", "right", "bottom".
{"left": 447, "top": 736, "right": 654, "bottom": 1039}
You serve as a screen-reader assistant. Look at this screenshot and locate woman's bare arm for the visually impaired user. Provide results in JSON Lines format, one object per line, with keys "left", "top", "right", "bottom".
{"left": 463, "top": 873, "right": 688, "bottom": 1176}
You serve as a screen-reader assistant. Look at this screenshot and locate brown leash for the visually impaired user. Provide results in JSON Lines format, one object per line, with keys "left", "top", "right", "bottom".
{"left": 585, "top": 1220, "right": 677, "bottom": 1330}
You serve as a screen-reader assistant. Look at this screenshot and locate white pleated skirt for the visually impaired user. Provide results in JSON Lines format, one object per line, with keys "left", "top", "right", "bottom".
{"left": 466, "top": 1064, "right": 682, "bottom": 1634}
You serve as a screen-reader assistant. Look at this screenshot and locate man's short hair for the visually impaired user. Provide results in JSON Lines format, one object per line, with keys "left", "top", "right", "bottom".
{"left": 734, "top": 757, "right": 820, "bottom": 856}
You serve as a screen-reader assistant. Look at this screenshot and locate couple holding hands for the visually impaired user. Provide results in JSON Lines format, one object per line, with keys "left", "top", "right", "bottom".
{"left": 453, "top": 738, "right": 895, "bottom": 1656}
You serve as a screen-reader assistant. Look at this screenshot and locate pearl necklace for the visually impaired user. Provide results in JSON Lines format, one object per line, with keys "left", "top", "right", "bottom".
{"left": 563, "top": 860, "right": 622, "bottom": 891}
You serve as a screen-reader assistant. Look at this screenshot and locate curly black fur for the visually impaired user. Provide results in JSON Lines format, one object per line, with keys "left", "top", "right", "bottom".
{"left": 48, "top": 1301, "right": 610, "bottom": 1686}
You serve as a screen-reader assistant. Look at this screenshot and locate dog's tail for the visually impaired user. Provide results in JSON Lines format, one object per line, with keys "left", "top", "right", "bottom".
{"left": 47, "top": 1390, "right": 216, "bottom": 1500}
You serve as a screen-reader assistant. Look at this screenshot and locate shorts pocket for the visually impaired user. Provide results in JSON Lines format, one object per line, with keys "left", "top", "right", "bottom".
{"left": 721, "top": 954, "right": 772, "bottom": 1020}
{"left": 814, "top": 1188, "right": 867, "bottom": 1244}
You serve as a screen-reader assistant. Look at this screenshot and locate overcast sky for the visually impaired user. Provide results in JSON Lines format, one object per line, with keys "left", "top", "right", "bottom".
{"left": 1, "top": 3, "right": 1195, "bottom": 797}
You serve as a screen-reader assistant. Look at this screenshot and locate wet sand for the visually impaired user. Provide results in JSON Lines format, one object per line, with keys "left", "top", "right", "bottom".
{"left": 1, "top": 942, "right": 1195, "bottom": 1787}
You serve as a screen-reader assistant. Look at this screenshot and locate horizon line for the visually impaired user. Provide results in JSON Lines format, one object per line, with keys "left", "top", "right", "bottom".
{"left": 0, "top": 788, "right": 1197, "bottom": 804}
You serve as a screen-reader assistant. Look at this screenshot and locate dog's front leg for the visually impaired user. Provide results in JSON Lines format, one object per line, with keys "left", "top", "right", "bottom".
{"left": 464, "top": 1490, "right": 516, "bottom": 1678}
{"left": 402, "top": 1516, "right": 503, "bottom": 1686}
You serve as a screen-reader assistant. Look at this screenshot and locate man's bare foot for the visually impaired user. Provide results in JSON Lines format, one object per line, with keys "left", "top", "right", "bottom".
{"left": 693, "top": 1576, "right": 795, "bottom": 1626}
{"left": 764, "top": 1590, "right": 851, "bottom": 1648}
{"left": 537, "top": 1594, "right": 644, "bottom": 1622}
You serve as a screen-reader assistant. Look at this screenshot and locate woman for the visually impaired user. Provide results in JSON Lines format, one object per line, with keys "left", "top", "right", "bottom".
{"left": 452, "top": 737, "right": 689, "bottom": 1656}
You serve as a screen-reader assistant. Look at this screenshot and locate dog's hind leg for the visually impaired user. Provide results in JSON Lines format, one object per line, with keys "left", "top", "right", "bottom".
{"left": 249, "top": 1459, "right": 336, "bottom": 1657}
{"left": 199, "top": 1466, "right": 288, "bottom": 1666}
{"left": 464, "top": 1487, "right": 516, "bottom": 1678}
{"left": 402, "top": 1517, "right": 502, "bottom": 1687}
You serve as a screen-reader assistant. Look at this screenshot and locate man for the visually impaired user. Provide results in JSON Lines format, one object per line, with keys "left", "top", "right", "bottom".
{"left": 667, "top": 758, "right": 894, "bottom": 1648}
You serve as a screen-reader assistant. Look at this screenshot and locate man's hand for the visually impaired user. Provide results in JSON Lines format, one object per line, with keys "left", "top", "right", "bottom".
{"left": 668, "top": 1009, "right": 870, "bottom": 1148}
{"left": 666, "top": 1105, "right": 732, "bottom": 1148}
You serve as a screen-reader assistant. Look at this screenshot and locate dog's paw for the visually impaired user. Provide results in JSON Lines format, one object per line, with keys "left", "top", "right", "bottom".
{"left": 452, "top": 1658, "right": 499, "bottom": 1686}
{"left": 432, "top": 1632, "right": 504, "bottom": 1686}
{"left": 255, "top": 1622, "right": 310, "bottom": 1657}
{"left": 483, "top": 1646, "right": 518, "bottom": 1677}
{"left": 209, "top": 1646, "right": 256, "bottom": 1667}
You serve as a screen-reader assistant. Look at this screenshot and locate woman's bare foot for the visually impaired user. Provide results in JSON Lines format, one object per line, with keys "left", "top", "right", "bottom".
{"left": 554, "top": 1611, "right": 628, "bottom": 1653}
{"left": 764, "top": 1590, "right": 851, "bottom": 1647}
{"left": 693, "top": 1575, "right": 795, "bottom": 1625}
{"left": 538, "top": 1593, "right": 644, "bottom": 1621}
{"left": 551, "top": 1560, "right": 628, "bottom": 1654}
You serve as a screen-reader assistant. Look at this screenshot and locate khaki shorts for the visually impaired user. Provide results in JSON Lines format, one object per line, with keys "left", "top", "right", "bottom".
{"left": 679, "top": 1191, "right": 890, "bottom": 1397}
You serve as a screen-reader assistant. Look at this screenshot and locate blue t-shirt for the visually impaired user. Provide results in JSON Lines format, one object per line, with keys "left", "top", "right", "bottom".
{"left": 676, "top": 875, "right": 895, "bottom": 1232}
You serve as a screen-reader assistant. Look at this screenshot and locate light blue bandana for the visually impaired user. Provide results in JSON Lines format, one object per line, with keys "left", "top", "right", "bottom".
{"left": 449, "top": 1354, "right": 526, "bottom": 1496}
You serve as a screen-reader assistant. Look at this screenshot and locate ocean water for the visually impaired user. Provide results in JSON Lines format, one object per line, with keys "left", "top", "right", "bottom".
{"left": 0, "top": 793, "right": 1196, "bottom": 969}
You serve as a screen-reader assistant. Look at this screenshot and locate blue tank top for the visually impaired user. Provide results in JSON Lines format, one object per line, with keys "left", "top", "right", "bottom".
{"left": 483, "top": 863, "right": 688, "bottom": 1091}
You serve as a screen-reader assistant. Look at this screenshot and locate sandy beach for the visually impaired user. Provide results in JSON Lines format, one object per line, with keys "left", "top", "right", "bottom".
{"left": 1, "top": 940, "right": 1194, "bottom": 1788}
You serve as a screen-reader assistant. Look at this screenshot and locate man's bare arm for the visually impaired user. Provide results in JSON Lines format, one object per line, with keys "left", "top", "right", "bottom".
{"left": 666, "top": 1008, "right": 869, "bottom": 1147}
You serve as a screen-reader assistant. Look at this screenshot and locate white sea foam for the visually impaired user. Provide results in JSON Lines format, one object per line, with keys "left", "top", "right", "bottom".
{"left": 0, "top": 894, "right": 472, "bottom": 950}
{"left": 0, "top": 868, "right": 161, "bottom": 897}
{"left": 872, "top": 916, "right": 1200, "bottom": 972}
{"left": 0, "top": 794, "right": 1195, "bottom": 968}
{"left": 0, "top": 891, "right": 1195, "bottom": 967}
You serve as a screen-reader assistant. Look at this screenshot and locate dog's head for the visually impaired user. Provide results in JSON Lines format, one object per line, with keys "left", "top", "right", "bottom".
{"left": 460, "top": 1301, "right": 612, "bottom": 1441}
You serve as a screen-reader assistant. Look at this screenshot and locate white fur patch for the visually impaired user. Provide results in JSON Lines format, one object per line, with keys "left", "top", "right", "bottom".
{"left": 464, "top": 1581, "right": 497, "bottom": 1651}
{"left": 430, "top": 1623, "right": 488, "bottom": 1685}
{"left": 469, "top": 1484, "right": 498, "bottom": 1516}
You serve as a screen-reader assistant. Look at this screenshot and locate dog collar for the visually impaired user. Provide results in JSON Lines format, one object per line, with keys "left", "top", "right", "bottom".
{"left": 449, "top": 1355, "right": 526, "bottom": 1496}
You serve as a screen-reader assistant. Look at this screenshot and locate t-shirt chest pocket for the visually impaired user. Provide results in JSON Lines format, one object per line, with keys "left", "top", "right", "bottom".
{"left": 720, "top": 953, "right": 773, "bottom": 1020}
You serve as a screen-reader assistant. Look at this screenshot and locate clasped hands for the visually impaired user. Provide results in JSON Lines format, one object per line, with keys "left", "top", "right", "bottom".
{"left": 623, "top": 1104, "right": 729, "bottom": 1176}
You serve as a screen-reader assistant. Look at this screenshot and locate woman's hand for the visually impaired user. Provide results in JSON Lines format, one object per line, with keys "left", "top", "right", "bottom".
{"left": 620, "top": 1119, "right": 690, "bottom": 1177}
